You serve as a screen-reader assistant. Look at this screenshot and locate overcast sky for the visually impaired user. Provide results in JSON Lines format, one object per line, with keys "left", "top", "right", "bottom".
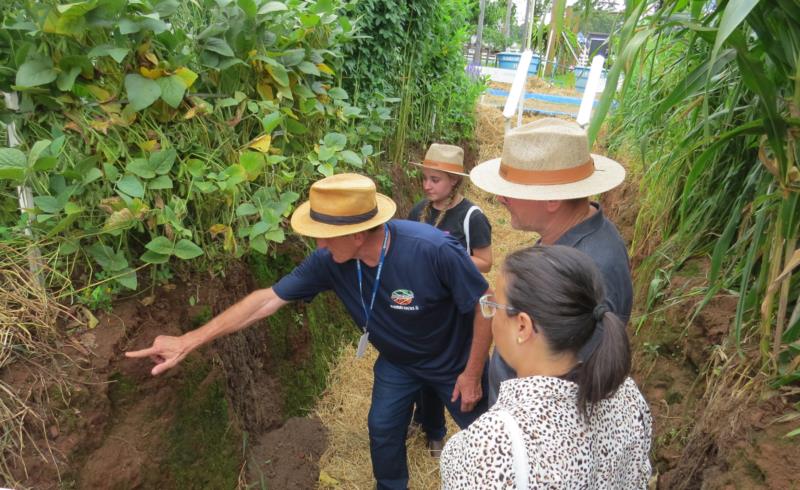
{"left": 512, "top": 0, "right": 623, "bottom": 24}
{"left": 512, "top": 0, "right": 579, "bottom": 24}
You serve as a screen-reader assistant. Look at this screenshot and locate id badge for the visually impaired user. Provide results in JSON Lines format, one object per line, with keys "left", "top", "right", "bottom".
{"left": 356, "top": 332, "right": 369, "bottom": 358}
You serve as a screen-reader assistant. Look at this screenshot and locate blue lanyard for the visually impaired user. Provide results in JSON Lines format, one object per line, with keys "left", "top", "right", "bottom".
{"left": 356, "top": 223, "right": 389, "bottom": 333}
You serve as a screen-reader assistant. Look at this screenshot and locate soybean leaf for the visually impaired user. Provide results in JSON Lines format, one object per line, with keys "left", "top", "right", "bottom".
{"left": 125, "top": 74, "right": 161, "bottom": 111}
{"left": 150, "top": 148, "right": 176, "bottom": 174}
{"left": 117, "top": 175, "right": 145, "bottom": 197}
{"left": 281, "top": 49, "right": 305, "bottom": 66}
{"left": 88, "top": 45, "right": 129, "bottom": 63}
{"left": 327, "top": 87, "right": 348, "bottom": 100}
{"left": 340, "top": 150, "right": 362, "bottom": 167}
{"left": 103, "top": 162, "right": 120, "bottom": 181}
{"left": 259, "top": 1, "right": 288, "bottom": 14}
{"left": 127, "top": 158, "right": 156, "bottom": 178}
{"left": 141, "top": 250, "right": 170, "bottom": 264}
{"left": 149, "top": 175, "right": 173, "bottom": 189}
{"left": 250, "top": 235, "right": 268, "bottom": 254}
{"left": 236, "top": 203, "right": 258, "bottom": 216}
{"left": 240, "top": 151, "right": 266, "bottom": 179}
{"left": 285, "top": 118, "right": 308, "bottom": 134}
{"left": 83, "top": 167, "right": 103, "bottom": 184}
{"left": 88, "top": 243, "right": 128, "bottom": 271}
{"left": 265, "top": 228, "right": 285, "bottom": 243}
{"left": 28, "top": 140, "right": 52, "bottom": 166}
{"left": 185, "top": 159, "right": 205, "bottom": 177}
{"left": 57, "top": 66, "right": 82, "bottom": 91}
{"left": 300, "top": 13, "right": 320, "bottom": 28}
{"left": 298, "top": 61, "right": 320, "bottom": 75}
{"left": 237, "top": 0, "right": 257, "bottom": 18}
{"left": 318, "top": 146, "right": 335, "bottom": 161}
{"left": 142, "top": 17, "right": 168, "bottom": 33}
{"left": 16, "top": 59, "right": 57, "bottom": 87}
{"left": 173, "top": 239, "right": 203, "bottom": 259}
{"left": 119, "top": 18, "right": 141, "bottom": 34}
{"left": 249, "top": 221, "right": 270, "bottom": 238}
{"left": 116, "top": 268, "right": 138, "bottom": 290}
{"left": 156, "top": 75, "right": 186, "bottom": 108}
{"left": 297, "top": 86, "right": 317, "bottom": 102}
{"left": 323, "top": 132, "right": 347, "bottom": 149}
{"left": 218, "top": 58, "right": 246, "bottom": 70}
{"left": 64, "top": 201, "right": 83, "bottom": 215}
{"left": 145, "top": 236, "right": 174, "bottom": 255}
{"left": 267, "top": 64, "right": 289, "bottom": 86}
{"left": 154, "top": 0, "right": 180, "bottom": 17}
{"left": 0, "top": 148, "right": 26, "bottom": 181}
{"left": 205, "top": 38, "right": 235, "bottom": 57}
{"left": 34, "top": 196, "right": 63, "bottom": 214}
{"left": 261, "top": 112, "right": 282, "bottom": 133}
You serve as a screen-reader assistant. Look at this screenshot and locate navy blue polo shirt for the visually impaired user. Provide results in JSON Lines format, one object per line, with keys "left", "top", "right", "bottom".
{"left": 555, "top": 202, "right": 633, "bottom": 324}
{"left": 273, "top": 219, "right": 489, "bottom": 381}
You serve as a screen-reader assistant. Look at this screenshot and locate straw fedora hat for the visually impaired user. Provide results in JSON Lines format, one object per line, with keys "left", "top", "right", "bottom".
{"left": 411, "top": 143, "right": 469, "bottom": 176}
{"left": 291, "top": 173, "right": 396, "bottom": 238}
{"left": 470, "top": 118, "right": 625, "bottom": 200}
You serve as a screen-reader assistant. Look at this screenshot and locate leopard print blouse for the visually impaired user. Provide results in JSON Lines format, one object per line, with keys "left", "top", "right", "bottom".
{"left": 440, "top": 376, "right": 652, "bottom": 489}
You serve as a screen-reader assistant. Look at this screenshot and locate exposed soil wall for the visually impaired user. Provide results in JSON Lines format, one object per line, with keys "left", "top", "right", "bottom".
{"left": 3, "top": 244, "right": 356, "bottom": 489}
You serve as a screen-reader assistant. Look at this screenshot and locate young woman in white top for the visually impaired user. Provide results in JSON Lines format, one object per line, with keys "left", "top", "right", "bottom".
{"left": 441, "top": 245, "right": 652, "bottom": 488}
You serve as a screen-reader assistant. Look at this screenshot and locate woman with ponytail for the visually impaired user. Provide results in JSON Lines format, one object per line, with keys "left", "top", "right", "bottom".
{"left": 441, "top": 245, "right": 651, "bottom": 488}
{"left": 407, "top": 143, "right": 494, "bottom": 456}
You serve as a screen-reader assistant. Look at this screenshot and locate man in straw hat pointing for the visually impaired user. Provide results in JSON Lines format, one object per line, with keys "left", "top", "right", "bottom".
{"left": 127, "top": 173, "right": 491, "bottom": 489}
{"left": 469, "top": 118, "right": 633, "bottom": 406}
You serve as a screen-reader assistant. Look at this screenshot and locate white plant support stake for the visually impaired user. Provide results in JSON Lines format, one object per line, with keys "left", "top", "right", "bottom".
{"left": 576, "top": 55, "right": 606, "bottom": 127}
{"left": 4, "top": 91, "right": 43, "bottom": 280}
{"left": 503, "top": 50, "right": 533, "bottom": 134}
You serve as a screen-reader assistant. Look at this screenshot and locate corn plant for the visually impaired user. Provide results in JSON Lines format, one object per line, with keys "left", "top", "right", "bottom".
{"left": 589, "top": 0, "right": 799, "bottom": 416}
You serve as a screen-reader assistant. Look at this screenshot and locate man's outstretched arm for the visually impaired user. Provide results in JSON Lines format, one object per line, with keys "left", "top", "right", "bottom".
{"left": 126, "top": 287, "right": 289, "bottom": 375}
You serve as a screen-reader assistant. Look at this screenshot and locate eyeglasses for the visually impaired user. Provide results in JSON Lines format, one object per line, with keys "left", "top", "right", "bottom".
{"left": 479, "top": 294, "right": 520, "bottom": 319}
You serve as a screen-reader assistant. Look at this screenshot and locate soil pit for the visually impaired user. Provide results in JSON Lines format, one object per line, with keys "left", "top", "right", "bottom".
{"left": 3, "top": 260, "right": 334, "bottom": 489}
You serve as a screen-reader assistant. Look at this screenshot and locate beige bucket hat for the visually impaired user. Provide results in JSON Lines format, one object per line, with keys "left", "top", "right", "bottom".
{"left": 291, "top": 173, "right": 396, "bottom": 238}
{"left": 470, "top": 118, "right": 625, "bottom": 200}
{"left": 411, "top": 143, "right": 469, "bottom": 176}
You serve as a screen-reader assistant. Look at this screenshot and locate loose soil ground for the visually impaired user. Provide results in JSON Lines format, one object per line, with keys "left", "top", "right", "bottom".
{"left": 3, "top": 261, "right": 327, "bottom": 489}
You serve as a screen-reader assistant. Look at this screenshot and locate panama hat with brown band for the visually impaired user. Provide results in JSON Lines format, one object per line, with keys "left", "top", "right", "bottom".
{"left": 470, "top": 118, "right": 625, "bottom": 200}
{"left": 290, "top": 173, "right": 397, "bottom": 238}
{"left": 411, "top": 143, "right": 470, "bottom": 176}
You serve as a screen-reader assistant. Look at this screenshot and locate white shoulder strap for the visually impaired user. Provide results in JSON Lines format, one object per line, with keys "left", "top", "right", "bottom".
{"left": 496, "top": 409, "right": 529, "bottom": 490}
{"left": 463, "top": 205, "right": 481, "bottom": 253}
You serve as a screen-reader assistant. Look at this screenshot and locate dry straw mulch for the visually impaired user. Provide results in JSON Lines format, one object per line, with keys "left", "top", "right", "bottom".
{"left": 315, "top": 344, "right": 456, "bottom": 490}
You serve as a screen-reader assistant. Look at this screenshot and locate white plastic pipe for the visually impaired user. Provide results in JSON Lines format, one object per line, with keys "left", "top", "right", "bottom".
{"left": 503, "top": 50, "right": 533, "bottom": 134}
{"left": 576, "top": 55, "right": 605, "bottom": 127}
{"left": 4, "top": 91, "right": 42, "bottom": 280}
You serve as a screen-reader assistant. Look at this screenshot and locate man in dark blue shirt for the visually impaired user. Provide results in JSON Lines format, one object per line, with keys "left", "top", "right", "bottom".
{"left": 127, "top": 173, "right": 491, "bottom": 490}
{"left": 470, "top": 118, "right": 633, "bottom": 405}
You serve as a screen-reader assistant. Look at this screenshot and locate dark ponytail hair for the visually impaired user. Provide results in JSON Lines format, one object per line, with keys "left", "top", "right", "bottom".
{"left": 502, "top": 245, "right": 631, "bottom": 417}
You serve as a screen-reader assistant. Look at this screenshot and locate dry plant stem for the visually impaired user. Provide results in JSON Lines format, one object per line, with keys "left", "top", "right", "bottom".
{"left": 772, "top": 232, "right": 797, "bottom": 364}
{"left": 0, "top": 244, "right": 77, "bottom": 486}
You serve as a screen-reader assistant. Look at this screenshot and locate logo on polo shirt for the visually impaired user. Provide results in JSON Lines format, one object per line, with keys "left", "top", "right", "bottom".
{"left": 391, "top": 289, "right": 414, "bottom": 305}
{"left": 389, "top": 289, "right": 419, "bottom": 311}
